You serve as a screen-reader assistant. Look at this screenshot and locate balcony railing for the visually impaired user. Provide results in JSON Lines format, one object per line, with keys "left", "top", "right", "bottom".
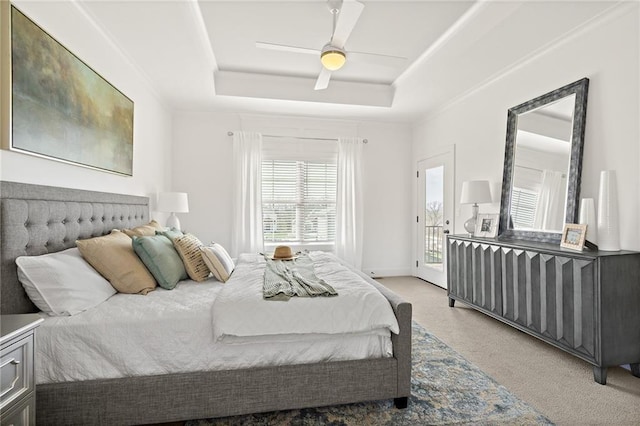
{"left": 425, "top": 225, "right": 443, "bottom": 264}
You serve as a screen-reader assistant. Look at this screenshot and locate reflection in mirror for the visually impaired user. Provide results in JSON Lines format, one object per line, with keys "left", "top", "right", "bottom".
{"left": 499, "top": 78, "right": 589, "bottom": 243}
{"left": 511, "top": 95, "right": 574, "bottom": 232}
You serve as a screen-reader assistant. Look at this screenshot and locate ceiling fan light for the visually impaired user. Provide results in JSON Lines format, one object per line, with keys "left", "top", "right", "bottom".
{"left": 321, "top": 49, "right": 346, "bottom": 71}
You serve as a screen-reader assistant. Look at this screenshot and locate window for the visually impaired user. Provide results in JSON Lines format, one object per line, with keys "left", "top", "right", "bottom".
{"left": 510, "top": 187, "right": 539, "bottom": 229}
{"left": 262, "top": 159, "right": 337, "bottom": 244}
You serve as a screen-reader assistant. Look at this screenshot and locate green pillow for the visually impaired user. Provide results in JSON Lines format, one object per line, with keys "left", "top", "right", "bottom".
{"left": 155, "top": 228, "right": 184, "bottom": 242}
{"left": 132, "top": 235, "right": 187, "bottom": 290}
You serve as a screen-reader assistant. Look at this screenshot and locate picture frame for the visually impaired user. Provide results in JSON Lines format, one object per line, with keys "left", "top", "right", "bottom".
{"left": 474, "top": 213, "right": 499, "bottom": 238}
{"left": 560, "top": 223, "right": 587, "bottom": 251}
{"left": 1, "top": 4, "right": 134, "bottom": 176}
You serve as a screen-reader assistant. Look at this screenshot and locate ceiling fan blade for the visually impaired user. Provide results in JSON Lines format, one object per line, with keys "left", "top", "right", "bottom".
{"left": 314, "top": 67, "right": 332, "bottom": 91}
{"left": 330, "top": 0, "right": 364, "bottom": 49}
{"left": 348, "top": 51, "right": 408, "bottom": 68}
{"left": 255, "top": 41, "right": 319, "bottom": 56}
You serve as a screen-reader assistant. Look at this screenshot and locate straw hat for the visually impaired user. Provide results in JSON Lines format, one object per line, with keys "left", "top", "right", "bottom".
{"left": 271, "top": 245, "right": 297, "bottom": 260}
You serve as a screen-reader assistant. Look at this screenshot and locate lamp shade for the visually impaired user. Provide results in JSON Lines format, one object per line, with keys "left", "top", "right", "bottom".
{"left": 157, "top": 192, "right": 189, "bottom": 213}
{"left": 460, "top": 180, "right": 492, "bottom": 204}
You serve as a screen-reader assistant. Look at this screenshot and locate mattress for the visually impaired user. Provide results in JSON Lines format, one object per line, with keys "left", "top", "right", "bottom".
{"left": 213, "top": 251, "right": 400, "bottom": 343}
{"left": 36, "top": 272, "right": 394, "bottom": 384}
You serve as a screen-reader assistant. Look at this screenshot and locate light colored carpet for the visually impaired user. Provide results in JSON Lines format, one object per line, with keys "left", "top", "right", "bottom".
{"left": 187, "top": 321, "right": 551, "bottom": 425}
{"left": 377, "top": 276, "right": 640, "bottom": 426}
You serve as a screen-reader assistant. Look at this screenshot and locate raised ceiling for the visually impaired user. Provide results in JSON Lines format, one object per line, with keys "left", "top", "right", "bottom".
{"left": 201, "top": 0, "right": 473, "bottom": 103}
{"left": 75, "top": 0, "right": 620, "bottom": 121}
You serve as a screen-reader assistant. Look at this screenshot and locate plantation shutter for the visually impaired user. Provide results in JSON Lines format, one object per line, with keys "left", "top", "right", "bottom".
{"left": 511, "top": 187, "right": 539, "bottom": 229}
{"left": 301, "top": 161, "right": 337, "bottom": 242}
{"left": 261, "top": 138, "right": 337, "bottom": 244}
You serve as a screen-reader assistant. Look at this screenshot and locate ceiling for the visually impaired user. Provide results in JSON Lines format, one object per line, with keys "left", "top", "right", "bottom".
{"left": 76, "top": 0, "right": 619, "bottom": 122}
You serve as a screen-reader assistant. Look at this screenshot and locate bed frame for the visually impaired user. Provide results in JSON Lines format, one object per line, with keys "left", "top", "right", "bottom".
{"left": 0, "top": 181, "right": 412, "bottom": 425}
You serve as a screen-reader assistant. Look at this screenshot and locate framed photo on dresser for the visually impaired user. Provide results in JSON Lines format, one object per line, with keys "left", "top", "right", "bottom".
{"left": 560, "top": 223, "right": 587, "bottom": 251}
{"left": 475, "top": 213, "right": 499, "bottom": 238}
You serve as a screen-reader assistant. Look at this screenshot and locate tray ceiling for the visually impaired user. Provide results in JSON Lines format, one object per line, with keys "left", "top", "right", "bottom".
{"left": 72, "top": 0, "right": 620, "bottom": 121}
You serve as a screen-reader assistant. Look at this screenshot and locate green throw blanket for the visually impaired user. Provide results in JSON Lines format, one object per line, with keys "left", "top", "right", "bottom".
{"left": 263, "top": 253, "right": 338, "bottom": 301}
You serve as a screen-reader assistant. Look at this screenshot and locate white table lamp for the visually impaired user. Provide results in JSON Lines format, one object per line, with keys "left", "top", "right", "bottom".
{"left": 460, "top": 180, "right": 492, "bottom": 235}
{"left": 157, "top": 192, "right": 189, "bottom": 230}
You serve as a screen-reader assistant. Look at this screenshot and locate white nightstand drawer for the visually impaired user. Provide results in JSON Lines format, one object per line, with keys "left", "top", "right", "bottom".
{"left": 1, "top": 392, "right": 34, "bottom": 426}
{"left": 0, "top": 335, "right": 33, "bottom": 412}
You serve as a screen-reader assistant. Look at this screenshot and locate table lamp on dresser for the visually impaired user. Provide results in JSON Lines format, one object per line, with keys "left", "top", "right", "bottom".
{"left": 460, "top": 180, "right": 492, "bottom": 235}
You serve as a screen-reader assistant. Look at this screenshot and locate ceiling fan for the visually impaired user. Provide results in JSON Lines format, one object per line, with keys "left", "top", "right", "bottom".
{"left": 256, "top": 0, "right": 407, "bottom": 91}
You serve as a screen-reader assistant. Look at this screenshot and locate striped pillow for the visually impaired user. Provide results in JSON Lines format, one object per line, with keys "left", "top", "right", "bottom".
{"left": 200, "top": 244, "right": 235, "bottom": 283}
{"left": 172, "top": 234, "right": 210, "bottom": 282}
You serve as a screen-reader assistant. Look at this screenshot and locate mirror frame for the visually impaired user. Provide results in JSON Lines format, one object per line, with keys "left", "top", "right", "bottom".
{"left": 498, "top": 78, "right": 589, "bottom": 243}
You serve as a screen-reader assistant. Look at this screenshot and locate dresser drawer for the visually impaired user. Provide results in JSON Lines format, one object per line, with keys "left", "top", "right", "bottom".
{"left": 1, "top": 335, "right": 33, "bottom": 412}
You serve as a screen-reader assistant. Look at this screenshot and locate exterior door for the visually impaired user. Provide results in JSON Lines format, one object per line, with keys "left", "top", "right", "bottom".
{"left": 416, "top": 147, "right": 454, "bottom": 288}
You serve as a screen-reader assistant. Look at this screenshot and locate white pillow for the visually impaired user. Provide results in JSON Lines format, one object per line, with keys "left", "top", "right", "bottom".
{"left": 16, "top": 248, "right": 116, "bottom": 316}
{"left": 200, "top": 244, "right": 235, "bottom": 283}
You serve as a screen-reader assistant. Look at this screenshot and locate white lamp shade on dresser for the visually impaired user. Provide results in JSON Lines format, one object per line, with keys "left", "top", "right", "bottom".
{"left": 460, "top": 180, "right": 492, "bottom": 205}
{"left": 460, "top": 180, "right": 492, "bottom": 235}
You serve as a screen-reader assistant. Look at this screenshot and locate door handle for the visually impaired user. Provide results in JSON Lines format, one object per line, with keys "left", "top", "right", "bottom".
{"left": 443, "top": 229, "right": 450, "bottom": 234}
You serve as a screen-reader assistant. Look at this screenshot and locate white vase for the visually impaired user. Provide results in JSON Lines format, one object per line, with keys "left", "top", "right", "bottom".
{"left": 596, "top": 171, "right": 620, "bottom": 251}
{"left": 579, "top": 198, "right": 597, "bottom": 245}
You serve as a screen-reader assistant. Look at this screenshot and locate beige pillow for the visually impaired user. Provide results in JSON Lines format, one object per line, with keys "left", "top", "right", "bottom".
{"left": 123, "top": 220, "right": 163, "bottom": 238}
{"left": 173, "top": 234, "right": 210, "bottom": 282}
{"left": 76, "top": 230, "right": 157, "bottom": 294}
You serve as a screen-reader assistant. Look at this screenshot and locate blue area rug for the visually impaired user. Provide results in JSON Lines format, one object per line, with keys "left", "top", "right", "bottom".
{"left": 187, "top": 322, "right": 553, "bottom": 425}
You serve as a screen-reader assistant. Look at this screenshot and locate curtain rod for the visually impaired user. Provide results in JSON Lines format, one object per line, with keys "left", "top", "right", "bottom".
{"left": 227, "top": 131, "right": 367, "bottom": 144}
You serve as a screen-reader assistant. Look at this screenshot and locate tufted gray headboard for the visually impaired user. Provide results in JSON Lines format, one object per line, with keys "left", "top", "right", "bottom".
{"left": 1, "top": 181, "right": 150, "bottom": 314}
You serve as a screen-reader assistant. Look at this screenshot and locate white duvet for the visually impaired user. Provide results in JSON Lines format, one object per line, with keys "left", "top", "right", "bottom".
{"left": 36, "top": 252, "right": 397, "bottom": 384}
{"left": 213, "top": 251, "right": 399, "bottom": 343}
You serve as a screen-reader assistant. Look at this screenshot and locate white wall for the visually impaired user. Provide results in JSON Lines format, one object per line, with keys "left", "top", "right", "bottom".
{"left": 0, "top": 1, "right": 173, "bottom": 204}
{"left": 172, "top": 112, "right": 413, "bottom": 276}
{"left": 413, "top": 3, "right": 640, "bottom": 251}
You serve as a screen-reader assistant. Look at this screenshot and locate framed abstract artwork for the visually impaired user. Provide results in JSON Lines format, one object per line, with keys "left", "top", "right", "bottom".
{"left": 1, "top": 4, "right": 134, "bottom": 175}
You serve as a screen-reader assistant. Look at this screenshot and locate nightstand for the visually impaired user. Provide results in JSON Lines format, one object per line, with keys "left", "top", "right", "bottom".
{"left": 1, "top": 314, "right": 43, "bottom": 425}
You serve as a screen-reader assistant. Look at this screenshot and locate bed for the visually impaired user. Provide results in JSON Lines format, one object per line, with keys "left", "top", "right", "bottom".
{"left": 0, "top": 181, "right": 412, "bottom": 425}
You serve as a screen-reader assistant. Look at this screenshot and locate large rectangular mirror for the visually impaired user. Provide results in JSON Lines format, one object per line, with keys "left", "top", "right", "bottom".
{"left": 498, "top": 78, "right": 589, "bottom": 243}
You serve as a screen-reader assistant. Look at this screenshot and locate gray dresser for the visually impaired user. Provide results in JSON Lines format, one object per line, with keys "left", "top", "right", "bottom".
{"left": 447, "top": 235, "right": 640, "bottom": 385}
{"left": 1, "top": 314, "right": 43, "bottom": 425}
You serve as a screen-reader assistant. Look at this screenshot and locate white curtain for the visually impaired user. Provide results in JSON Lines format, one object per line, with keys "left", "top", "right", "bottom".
{"left": 335, "top": 137, "right": 364, "bottom": 269}
{"left": 533, "top": 169, "right": 565, "bottom": 231}
{"left": 231, "top": 131, "right": 264, "bottom": 256}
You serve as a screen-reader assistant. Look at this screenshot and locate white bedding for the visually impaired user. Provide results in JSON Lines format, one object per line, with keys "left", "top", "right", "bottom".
{"left": 36, "top": 252, "right": 396, "bottom": 384}
{"left": 213, "top": 252, "right": 399, "bottom": 343}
